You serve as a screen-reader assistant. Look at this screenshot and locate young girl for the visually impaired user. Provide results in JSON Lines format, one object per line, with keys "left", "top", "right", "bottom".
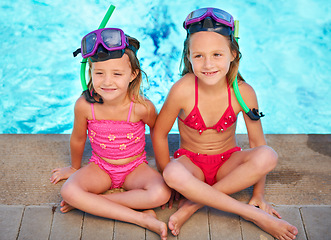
{"left": 50, "top": 28, "right": 170, "bottom": 240}
{"left": 153, "top": 8, "right": 298, "bottom": 240}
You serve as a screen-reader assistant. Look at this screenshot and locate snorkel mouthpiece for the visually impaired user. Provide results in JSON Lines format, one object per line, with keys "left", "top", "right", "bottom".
{"left": 247, "top": 108, "right": 265, "bottom": 120}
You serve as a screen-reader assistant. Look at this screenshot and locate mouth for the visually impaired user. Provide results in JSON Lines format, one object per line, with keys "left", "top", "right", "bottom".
{"left": 202, "top": 71, "right": 218, "bottom": 76}
{"left": 101, "top": 87, "right": 117, "bottom": 92}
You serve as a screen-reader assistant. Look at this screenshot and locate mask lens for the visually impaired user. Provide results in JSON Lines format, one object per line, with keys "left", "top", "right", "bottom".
{"left": 82, "top": 33, "right": 97, "bottom": 55}
{"left": 101, "top": 29, "right": 122, "bottom": 48}
{"left": 213, "top": 8, "right": 232, "bottom": 23}
{"left": 188, "top": 8, "right": 208, "bottom": 20}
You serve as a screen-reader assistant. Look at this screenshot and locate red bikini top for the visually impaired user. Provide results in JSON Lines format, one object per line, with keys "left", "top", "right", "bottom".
{"left": 178, "top": 76, "right": 237, "bottom": 135}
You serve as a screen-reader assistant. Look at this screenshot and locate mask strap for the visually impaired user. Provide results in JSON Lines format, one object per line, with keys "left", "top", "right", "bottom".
{"left": 73, "top": 48, "right": 81, "bottom": 57}
{"left": 127, "top": 44, "right": 138, "bottom": 55}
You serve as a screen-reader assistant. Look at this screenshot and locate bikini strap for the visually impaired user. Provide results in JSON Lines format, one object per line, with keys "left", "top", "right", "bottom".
{"left": 227, "top": 82, "right": 232, "bottom": 105}
{"left": 194, "top": 76, "right": 199, "bottom": 106}
{"left": 91, "top": 103, "right": 96, "bottom": 120}
{"left": 127, "top": 101, "right": 134, "bottom": 122}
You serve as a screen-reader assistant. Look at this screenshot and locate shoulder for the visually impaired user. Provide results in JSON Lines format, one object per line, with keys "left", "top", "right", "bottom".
{"left": 167, "top": 73, "right": 195, "bottom": 101}
{"left": 237, "top": 81, "right": 258, "bottom": 105}
{"left": 74, "top": 96, "right": 91, "bottom": 117}
{"left": 172, "top": 73, "right": 195, "bottom": 90}
{"left": 135, "top": 97, "right": 156, "bottom": 115}
{"left": 238, "top": 81, "right": 255, "bottom": 94}
{"left": 134, "top": 97, "right": 157, "bottom": 126}
{"left": 75, "top": 95, "right": 90, "bottom": 108}
{"left": 232, "top": 81, "right": 259, "bottom": 116}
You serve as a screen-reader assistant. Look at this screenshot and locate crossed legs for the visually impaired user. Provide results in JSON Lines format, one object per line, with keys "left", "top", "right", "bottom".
{"left": 163, "top": 145, "right": 298, "bottom": 240}
{"left": 60, "top": 162, "right": 171, "bottom": 240}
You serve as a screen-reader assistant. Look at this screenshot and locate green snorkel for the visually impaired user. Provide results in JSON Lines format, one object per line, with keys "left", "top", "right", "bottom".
{"left": 232, "top": 20, "right": 264, "bottom": 120}
{"left": 79, "top": 4, "right": 116, "bottom": 103}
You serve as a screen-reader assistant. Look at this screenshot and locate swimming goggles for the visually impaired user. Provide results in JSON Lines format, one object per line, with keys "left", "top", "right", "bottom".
{"left": 184, "top": 8, "right": 234, "bottom": 31}
{"left": 73, "top": 28, "right": 137, "bottom": 61}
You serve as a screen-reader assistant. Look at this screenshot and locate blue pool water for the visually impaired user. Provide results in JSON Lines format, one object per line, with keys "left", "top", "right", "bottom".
{"left": 1, "top": 0, "right": 330, "bottom": 134}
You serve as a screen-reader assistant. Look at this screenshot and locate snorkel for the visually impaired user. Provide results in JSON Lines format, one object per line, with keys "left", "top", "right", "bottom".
{"left": 232, "top": 20, "right": 264, "bottom": 120}
{"left": 184, "top": 8, "right": 264, "bottom": 121}
{"left": 79, "top": 4, "right": 116, "bottom": 103}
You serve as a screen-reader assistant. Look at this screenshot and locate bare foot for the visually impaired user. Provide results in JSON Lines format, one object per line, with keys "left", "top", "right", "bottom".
{"left": 143, "top": 209, "right": 158, "bottom": 218}
{"left": 249, "top": 195, "right": 282, "bottom": 219}
{"left": 142, "top": 210, "right": 168, "bottom": 240}
{"left": 168, "top": 200, "right": 201, "bottom": 236}
{"left": 246, "top": 205, "right": 298, "bottom": 240}
{"left": 60, "top": 200, "right": 75, "bottom": 213}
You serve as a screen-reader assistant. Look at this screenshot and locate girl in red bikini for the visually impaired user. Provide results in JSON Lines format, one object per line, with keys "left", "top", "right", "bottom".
{"left": 153, "top": 7, "right": 298, "bottom": 240}
{"left": 50, "top": 28, "right": 170, "bottom": 240}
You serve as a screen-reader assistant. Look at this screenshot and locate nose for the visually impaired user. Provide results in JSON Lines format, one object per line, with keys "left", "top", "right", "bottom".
{"left": 203, "top": 56, "right": 213, "bottom": 69}
{"left": 103, "top": 74, "right": 113, "bottom": 85}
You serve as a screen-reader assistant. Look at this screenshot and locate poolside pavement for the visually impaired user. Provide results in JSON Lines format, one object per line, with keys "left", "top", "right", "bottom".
{"left": 0, "top": 134, "right": 330, "bottom": 239}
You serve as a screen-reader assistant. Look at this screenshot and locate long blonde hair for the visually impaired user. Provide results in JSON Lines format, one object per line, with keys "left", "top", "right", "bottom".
{"left": 87, "top": 35, "right": 148, "bottom": 106}
{"left": 180, "top": 33, "right": 245, "bottom": 85}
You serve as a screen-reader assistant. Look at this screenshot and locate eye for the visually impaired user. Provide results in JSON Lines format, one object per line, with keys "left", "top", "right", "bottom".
{"left": 194, "top": 54, "right": 202, "bottom": 58}
{"left": 214, "top": 53, "right": 222, "bottom": 57}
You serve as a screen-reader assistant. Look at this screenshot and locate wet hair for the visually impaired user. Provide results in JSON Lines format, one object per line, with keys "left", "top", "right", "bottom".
{"left": 180, "top": 33, "right": 245, "bottom": 85}
{"left": 87, "top": 35, "right": 148, "bottom": 105}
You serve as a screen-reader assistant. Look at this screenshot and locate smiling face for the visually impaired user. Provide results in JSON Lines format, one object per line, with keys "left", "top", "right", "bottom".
{"left": 188, "top": 31, "right": 235, "bottom": 86}
{"left": 91, "top": 54, "right": 137, "bottom": 103}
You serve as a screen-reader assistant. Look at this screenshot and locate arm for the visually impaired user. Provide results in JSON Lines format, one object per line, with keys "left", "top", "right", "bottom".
{"left": 152, "top": 82, "right": 184, "bottom": 173}
{"left": 69, "top": 97, "right": 89, "bottom": 170}
{"left": 239, "top": 83, "right": 281, "bottom": 217}
{"left": 239, "top": 83, "right": 266, "bottom": 194}
{"left": 239, "top": 82, "right": 267, "bottom": 148}
{"left": 141, "top": 99, "right": 158, "bottom": 132}
{"left": 50, "top": 96, "right": 88, "bottom": 184}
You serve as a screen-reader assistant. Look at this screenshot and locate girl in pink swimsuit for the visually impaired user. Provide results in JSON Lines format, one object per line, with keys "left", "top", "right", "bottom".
{"left": 50, "top": 28, "right": 170, "bottom": 240}
{"left": 153, "top": 7, "right": 298, "bottom": 240}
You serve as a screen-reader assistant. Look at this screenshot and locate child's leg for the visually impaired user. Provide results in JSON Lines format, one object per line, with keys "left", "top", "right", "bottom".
{"left": 163, "top": 149, "right": 298, "bottom": 239}
{"left": 214, "top": 146, "right": 281, "bottom": 217}
{"left": 214, "top": 145, "right": 277, "bottom": 195}
{"left": 101, "top": 163, "right": 171, "bottom": 209}
{"left": 170, "top": 145, "right": 278, "bottom": 223}
{"left": 164, "top": 156, "right": 205, "bottom": 236}
{"left": 61, "top": 163, "right": 168, "bottom": 239}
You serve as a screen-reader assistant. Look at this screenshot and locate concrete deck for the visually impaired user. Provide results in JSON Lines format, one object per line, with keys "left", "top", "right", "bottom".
{"left": 0, "top": 134, "right": 330, "bottom": 239}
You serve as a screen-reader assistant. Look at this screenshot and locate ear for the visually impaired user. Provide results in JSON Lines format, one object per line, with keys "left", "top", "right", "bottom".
{"left": 130, "top": 69, "right": 139, "bottom": 82}
{"left": 187, "top": 53, "right": 191, "bottom": 62}
{"left": 231, "top": 50, "right": 237, "bottom": 62}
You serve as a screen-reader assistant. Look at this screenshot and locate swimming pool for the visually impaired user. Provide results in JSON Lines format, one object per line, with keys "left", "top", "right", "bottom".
{"left": 1, "top": 0, "right": 330, "bottom": 134}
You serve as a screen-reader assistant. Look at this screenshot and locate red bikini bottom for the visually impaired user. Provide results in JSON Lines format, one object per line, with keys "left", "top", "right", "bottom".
{"left": 174, "top": 146, "right": 242, "bottom": 185}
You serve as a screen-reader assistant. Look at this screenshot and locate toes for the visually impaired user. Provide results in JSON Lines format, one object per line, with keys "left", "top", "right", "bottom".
{"left": 171, "top": 229, "right": 179, "bottom": 236}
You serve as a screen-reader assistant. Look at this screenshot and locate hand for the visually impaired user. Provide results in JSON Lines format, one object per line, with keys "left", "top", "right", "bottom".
{"left": 50, "top": 166, "right": 77, "bottom": 184}
{"left": 161, "top": 188, "right": 181, "bottom": 209}
{"left": 249, "top": 195, "right": 282, "bottom": 219}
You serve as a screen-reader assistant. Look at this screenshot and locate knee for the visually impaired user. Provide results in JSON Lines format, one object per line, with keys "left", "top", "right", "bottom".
{"left": 162, "top": 161, "right": 186, "bottom": 189}
{"left": 60, "top": 181, "right": 80, "bottom": 203}
{"left": 253, "top": 146, "right": 278, "bottom": 173}
{"left": 149, "top": 184, "right": 171, "bottom": 206}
